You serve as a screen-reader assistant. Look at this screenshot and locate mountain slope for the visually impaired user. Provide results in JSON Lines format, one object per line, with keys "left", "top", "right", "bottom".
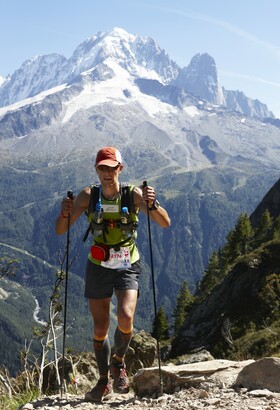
{"left": 171, "top": 179, "right": 280, "bottom": 359}
{"left": 0, "top": 56, "right": 279, "bottom": 174}
{"left": 171, "top": 239, "right": 280, "bottom": 359}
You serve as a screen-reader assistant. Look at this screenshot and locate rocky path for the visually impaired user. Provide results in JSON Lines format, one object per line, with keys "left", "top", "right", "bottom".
{"left": 21, "top": 386, "right": 280, "bottom": 410}
{"left": 21, "top": 357, "right": 280, "bottom": 410}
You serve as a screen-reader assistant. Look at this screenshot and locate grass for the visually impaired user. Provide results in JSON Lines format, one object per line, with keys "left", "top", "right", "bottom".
{"left": 0, "top": 389, "right": 39, "bottom": 410}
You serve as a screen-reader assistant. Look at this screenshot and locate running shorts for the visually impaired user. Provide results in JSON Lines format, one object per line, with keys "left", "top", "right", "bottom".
{"left": 84, "top": 258, "right": 142, "bottom": 299}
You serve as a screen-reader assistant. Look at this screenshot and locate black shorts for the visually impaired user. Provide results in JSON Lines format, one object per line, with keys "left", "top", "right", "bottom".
{"left": 84, "top": 259, "right": 142, "bottom": 299}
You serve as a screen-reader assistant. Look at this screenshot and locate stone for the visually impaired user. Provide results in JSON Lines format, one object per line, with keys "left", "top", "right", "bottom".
{"left": 235, "top": 357, "right": 280, "bottom": 392}
{"left": 133, "top": 359, "right": 254, "bottom": 396}
{"left": 125, "top": 330, "right": 157, "bottom": 373}
{"left": 175, "top": 349, "right": 214, "bottom": 365}
{"left": 22, "top": 404, "right": 34, "bottom": 410}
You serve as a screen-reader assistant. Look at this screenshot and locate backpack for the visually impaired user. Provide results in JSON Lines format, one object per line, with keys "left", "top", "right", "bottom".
{"left": 83, "top": 182, "right": 136, "bottom": 242}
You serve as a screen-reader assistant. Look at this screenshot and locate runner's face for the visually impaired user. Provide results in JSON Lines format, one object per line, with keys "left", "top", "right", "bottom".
{"left": 96, "top": 164, "right": 122, "bottom": 186}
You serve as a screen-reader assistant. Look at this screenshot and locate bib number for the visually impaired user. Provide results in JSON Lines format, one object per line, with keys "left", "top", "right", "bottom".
{"left": 101, "top": 247, "right": 131, "bottom": 269}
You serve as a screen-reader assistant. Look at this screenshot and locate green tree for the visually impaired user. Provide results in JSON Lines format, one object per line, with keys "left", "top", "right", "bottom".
{"left": 173, "top": 281, "right": 194, "bottom": 337}
{"left": 224, "top": 213, "right": 254, "bottom": 263}
{"left": 196, "top": 251, "right": 223, "bottom": 299}
{"left": 151, "top": 306, "right": 169, "bottom": 342}
{"left": 272, "top": 215, "right": 280, "bottom": 240}
{"left": 254, "top": 209, "right": 273, "bottom": 245}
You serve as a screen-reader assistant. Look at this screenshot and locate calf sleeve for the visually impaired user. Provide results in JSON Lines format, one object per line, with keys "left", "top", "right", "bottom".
{"left": 113, "top": 326, "right": 133, "bottom": 361}
{"left": 93, "top": 337, "right": 111, "bottom": 378}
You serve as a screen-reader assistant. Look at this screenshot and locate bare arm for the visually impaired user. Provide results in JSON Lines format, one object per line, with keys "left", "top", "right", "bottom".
{"left": 55, "top": 187, "right": 91, "bottom": 235}
{"left": 133, "top": 185, "right": 171, "bottom": 228}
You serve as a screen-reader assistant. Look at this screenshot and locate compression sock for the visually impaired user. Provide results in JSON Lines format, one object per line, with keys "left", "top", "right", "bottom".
{"left": 113, "top": 326, "right": 133, "bottom": 362}
{"left": 93, "top": 336, "right": 111, "bottom": 378}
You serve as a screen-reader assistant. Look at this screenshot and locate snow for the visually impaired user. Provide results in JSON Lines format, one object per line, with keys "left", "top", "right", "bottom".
{"left": 0, "top": 75, "right": 5, "bottom": 86}
{"left": 0, "top": 84, "right": 66, "bottom": 118}
{"left": 183, "top": 105, "right": 200, "bottom": 117}
{"left": 0, "top": 57, "right": 177, "bottom": 124}
{"left": 62, "top": 59, "right": 177, "bottom": 123}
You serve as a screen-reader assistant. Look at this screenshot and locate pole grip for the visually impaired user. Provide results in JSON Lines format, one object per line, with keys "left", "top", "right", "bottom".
{"left": 143, "top": 181, "right": 148, "bottom": 208}
{"left": 67, "top": 190, "right": 74, "bottom": 199}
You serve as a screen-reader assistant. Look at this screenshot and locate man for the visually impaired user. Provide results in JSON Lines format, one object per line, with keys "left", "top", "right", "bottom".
{"left": 55, "top": 146, "right": 170, "bottom": 402}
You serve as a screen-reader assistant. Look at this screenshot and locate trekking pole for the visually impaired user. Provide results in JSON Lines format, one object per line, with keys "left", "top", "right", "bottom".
{"left": 143, "top": 181, "right": 163, "bottom": 396}
{"left": 61, "top": 190, "right": 73, "bottom": 396}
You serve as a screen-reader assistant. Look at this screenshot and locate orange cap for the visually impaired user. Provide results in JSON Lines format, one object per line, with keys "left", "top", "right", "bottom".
{"left": 95, "top": 147, "right": 122, "bottom": 167}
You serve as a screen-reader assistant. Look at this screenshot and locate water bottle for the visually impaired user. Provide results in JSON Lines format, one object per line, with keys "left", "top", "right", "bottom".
{"left": 120, "top": 206, "right": 131, "bottom": 238}
{"left": 93, "top": 202, "right": 103, "bottom": 237}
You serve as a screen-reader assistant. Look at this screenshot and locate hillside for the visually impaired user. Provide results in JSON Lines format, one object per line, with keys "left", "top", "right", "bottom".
{"left": 171, "top": 177, "right": 280, "bottom": 360}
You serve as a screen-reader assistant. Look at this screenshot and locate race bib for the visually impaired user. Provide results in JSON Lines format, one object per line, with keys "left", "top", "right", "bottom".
{"left": 101, "top": 247, "right": 131, "bottom": 269}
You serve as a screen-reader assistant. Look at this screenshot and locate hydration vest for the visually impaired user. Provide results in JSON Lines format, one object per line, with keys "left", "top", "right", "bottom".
{"left": 83, "top": 183, "right": 138, "bottom": 243}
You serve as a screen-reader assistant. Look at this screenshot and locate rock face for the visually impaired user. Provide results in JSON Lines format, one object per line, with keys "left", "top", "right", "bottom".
{"left": 175, "top": 53, "right": 225, "bottom": 105}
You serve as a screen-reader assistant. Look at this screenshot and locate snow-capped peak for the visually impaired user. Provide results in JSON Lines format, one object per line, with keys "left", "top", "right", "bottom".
{"left": 0, "top": 75, "right": 5, "bottom": 87}
{"left": 67, "top": 27, "right": 179, "bottom": 84}
{"left": 0, "top": 27, "right": 273, "bottom": 118}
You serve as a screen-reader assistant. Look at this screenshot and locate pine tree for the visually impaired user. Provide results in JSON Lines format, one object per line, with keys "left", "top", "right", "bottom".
{"left": 196, "top": 251, "right": 221, "bottom": 299}
{"left": 151, "top": 305, "right": 169, "bottom": 342}
{"left": 224, "top": 213, "right": 254, "bottom": 263}
{"left": 254, "top": 209, "right": 273, "bottom": 245}
{"left": 272, "top": 215, "right": 280, "bottom": 240}
{"left": 173, "top": 281, "right": 194, "bottom": 337}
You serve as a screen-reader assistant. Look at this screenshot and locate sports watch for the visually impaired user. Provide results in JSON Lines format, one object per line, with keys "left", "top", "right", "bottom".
{"left": 149, "top": 199, "right": 160, "bottom": 211}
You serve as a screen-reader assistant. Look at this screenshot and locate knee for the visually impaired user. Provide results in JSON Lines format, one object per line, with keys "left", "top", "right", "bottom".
{"left": 118, "top": 313, "right": 134, "bottom": 331}
{"left": 93, "top": 320, "right": 110, "bottom": 339}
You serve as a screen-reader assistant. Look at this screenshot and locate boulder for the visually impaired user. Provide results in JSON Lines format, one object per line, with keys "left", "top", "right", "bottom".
{"left": 133, "top": 359, "right": 254, "bottom": 396}
{"left": 124, "top": 330, "right": 157, "bottom": 374}
{"left": 235, "top": 357, "right": 280, "bottom": 392}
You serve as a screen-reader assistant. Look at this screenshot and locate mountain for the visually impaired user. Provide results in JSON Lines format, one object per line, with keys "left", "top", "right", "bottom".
{"left": 0, "top": 28, "right": 273, "bottom": 119}
{"left": 0, "top": 28, "right": 179, "bottom": 108}
{"left": 0, "top": 27, "right": 280, "bottom": 373}
{"left": 174, "top": 53, "right": 225, "bottom": 105}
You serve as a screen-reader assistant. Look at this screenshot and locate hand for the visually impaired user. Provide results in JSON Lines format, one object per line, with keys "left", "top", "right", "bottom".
{"left": 142, "top": 184, "right": 156, "bottom": 208}
{"left": 61, "top": 195, "right": 75, "bottom": 218}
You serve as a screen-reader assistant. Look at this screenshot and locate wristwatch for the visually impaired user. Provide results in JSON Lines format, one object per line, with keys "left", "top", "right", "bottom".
{"left": 149, "top": 199, "right": 160, "bottom": 211}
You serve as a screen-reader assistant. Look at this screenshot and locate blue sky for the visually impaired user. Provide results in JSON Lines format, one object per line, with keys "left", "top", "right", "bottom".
{"left": 1, "top": 0, "right": 280, "bottom": 117}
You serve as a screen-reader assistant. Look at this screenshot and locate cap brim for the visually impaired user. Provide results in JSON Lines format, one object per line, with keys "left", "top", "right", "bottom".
{"left": 96, "top": 159, "right": 120, "bottom": 167}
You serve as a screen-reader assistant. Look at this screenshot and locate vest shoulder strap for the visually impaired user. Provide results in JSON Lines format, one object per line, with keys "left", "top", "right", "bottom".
{"left": 87, "top": 182, "right": 134, "bottom": 215}
{"left": 120, "top": 182, "right": 134, "bottom": 213}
